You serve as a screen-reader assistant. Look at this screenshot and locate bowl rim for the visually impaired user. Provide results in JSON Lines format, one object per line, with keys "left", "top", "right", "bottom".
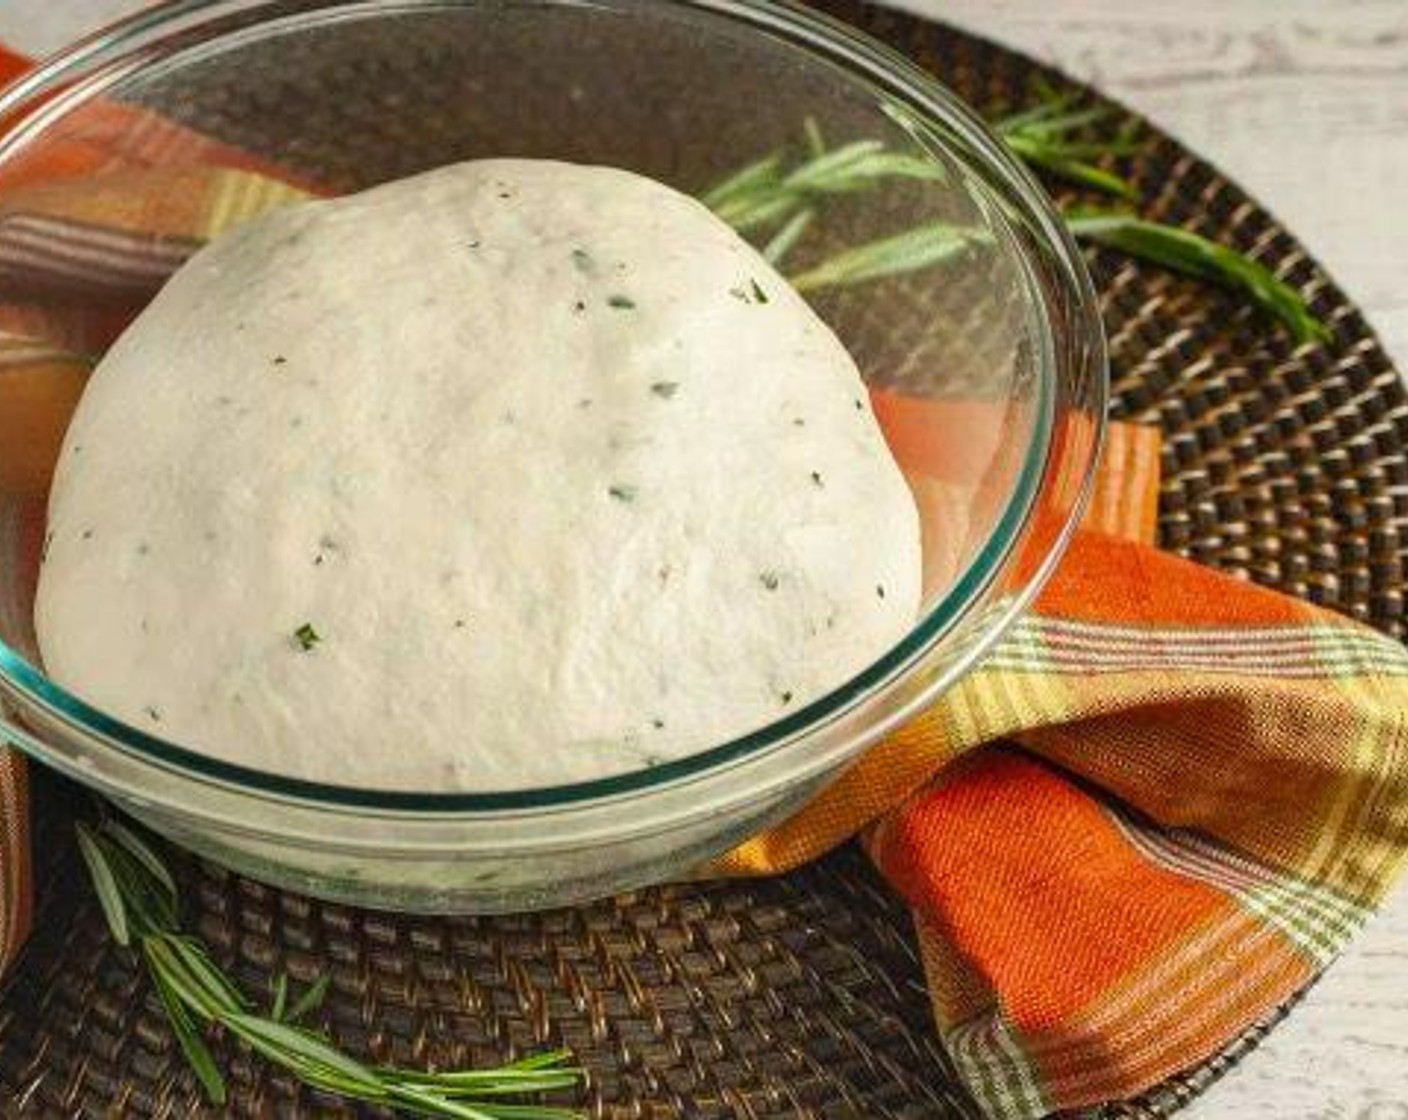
{"left": 0, "top": 0, "right": 1108, "bottom": 814}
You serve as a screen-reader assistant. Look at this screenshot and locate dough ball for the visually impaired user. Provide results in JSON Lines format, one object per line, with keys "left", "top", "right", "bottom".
{"left": 36, "top": 160, "right": 921, "bottom": 790}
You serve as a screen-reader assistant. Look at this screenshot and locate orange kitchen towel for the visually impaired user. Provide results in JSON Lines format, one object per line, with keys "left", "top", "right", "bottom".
{"left": 2, "top": 49, "right": 1407, "bottom": 1120}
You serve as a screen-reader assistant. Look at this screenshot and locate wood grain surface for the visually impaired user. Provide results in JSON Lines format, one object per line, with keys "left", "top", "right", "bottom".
{"left": 3, "top": 3, "right": 1408, "bottom": 1118}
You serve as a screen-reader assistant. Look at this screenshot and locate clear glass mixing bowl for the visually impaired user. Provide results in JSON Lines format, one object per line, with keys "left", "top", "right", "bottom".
{"left": 0, "top": 0, "right": 1105, "bottom": 912}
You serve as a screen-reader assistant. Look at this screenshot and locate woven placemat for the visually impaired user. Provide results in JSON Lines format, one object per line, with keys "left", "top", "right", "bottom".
{"left": 2, "top": 3, "right": 1406, "bottom": 1117}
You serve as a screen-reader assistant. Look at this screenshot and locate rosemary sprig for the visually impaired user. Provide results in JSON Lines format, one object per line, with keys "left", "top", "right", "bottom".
{"left": 76, "top": 817, "right": 584, "bottom": 1118}
{"left": 1065, "top": 208, "right": 1332, "bottom": 345}
{"left": 703, "top": 93, "right": 1328, "bottom": 343}
{"left": 701, "top": 132, "right": 946, "bottom": 238}
{"left": 994, "top": 91, "right": 1139, "bottom": 199}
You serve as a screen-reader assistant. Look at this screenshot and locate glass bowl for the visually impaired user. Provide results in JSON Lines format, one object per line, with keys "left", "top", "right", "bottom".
{"left": 0, "top": 0, "right": 1105, "bottom": 912}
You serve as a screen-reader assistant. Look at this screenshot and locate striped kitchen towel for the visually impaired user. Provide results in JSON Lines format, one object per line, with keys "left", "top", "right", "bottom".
{"left": 1, "top": 43, "right": 1407, "bottom": 1118}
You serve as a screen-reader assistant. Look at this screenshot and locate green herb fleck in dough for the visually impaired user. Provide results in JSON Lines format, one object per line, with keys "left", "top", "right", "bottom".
{"left": 144, "top": 705, "right": 162, "bottom": 722}
{"left": 577, "top": 397, "right": 593, "bottom": 408}
{"left": 792, "top": 418, "right": 805, "bottom": 427}
{"left": 759, "top": 571, "right": 781, "bottom": 591}
{"left": 81, "top": 528, "right": 94, "bottom": 541}
{"left": 876, "top": 584, "right": 886, "bottom": 600}
{"left": 272, "top": 355, "right": 287, "bottom": 366}
{"left": 573, "top": 300, "right": 587, "bottom": 313}
{"left": 650, "top": 381, "right": 680, "bottom": 399}
{"left": 571, "top": 247, "right": 594, "bottom": 274}
{"left": 854, "top": 398, "right": 865, "bottom": 411}
{"left": 607, "top": 295, "right": 636, "bottom": 310}
{"left": 453, "top": 619, "right": 468, "bottom": 630}
{"left": 293, "top": 623, "right": 321, "bottom": 651}
{"left": 651, "top": 718, "right": 665, "bottom": 730}
{"left": 608, "top": 484, "right": 638, "bottom": 502}
{"left": 780, "top": 691, "right": 794, "bottom": 705}
{"left": 811, "top": 470, "right": 824, "bottom": 487}
{"left": 730, "top": 281, "right": 770, "bottom": 305}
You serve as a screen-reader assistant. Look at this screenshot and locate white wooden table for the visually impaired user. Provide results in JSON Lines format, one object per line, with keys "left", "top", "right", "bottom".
{"left": 3, "top": 3, "right": 1407, "bottom": 1118}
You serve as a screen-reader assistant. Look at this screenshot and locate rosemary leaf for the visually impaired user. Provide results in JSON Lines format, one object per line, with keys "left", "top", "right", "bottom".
{"left": 700, "top": 153, "right": 782, "bottom": 210}
{"left": 387, "top": 1084, "right": 497, "bottom": 1120}
{"left": 991, "top": 93, "right": 1079, "bottom": 134}
{"left": 169, "top": 934, "right": 250, "bottom": 1015}
{"left": 762, "top": 207, "right": 816, "bottom": 267}
{"left": 1004, "top": 105, "right": 1112, "bottom": 139}
{"left": 226, "top": 1013, "right": 386, "bottom": 1091}
{"left": 285, "top": 972, "right": 333, "bottom": 1024}
{"left": 151, "top": 962, "right": 228, "bottom": 1103}
{"left": 103, "top": 817, "right": 178, "bottom": 899}
{"left": 1065, "top": 208, "right": 1331, "bottom": 345}
{"left": 75, "top": 822, "right": 129, "bottom": 947}
{"left": 781, "top": 139, "right": 886, "bottom": 190}
{"left": 1004, "top": 135, "right": 1136, "bottom": 198}
{"left": 715, "top": 191, "right": 805, "bottom": 234}
{"left": 789, "top": 221, "right": 974, "bottom": 292}
{"left": 270, "top": 972, "right": 289, "bottom": 1022}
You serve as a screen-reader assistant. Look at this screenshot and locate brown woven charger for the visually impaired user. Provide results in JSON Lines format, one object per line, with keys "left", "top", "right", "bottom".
{"left": 3, "top": 3, "right": 1406, "bottom": 1117}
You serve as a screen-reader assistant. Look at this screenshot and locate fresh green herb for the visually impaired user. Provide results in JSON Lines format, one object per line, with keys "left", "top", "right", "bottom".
{"left": 761, "top": 208, "right": 815, "bottom": 267}
{"left": 788, "top": 221, "right": 975, "bottom": 293}
{"left": 608, "top": 484, "right": 637, "bottom": 502}
{"left": 293, "top": 623, "right": 321, "bottom": 651}
{"left": 650, "top": 381, "right": 680, "bottom": 399}
{"left": 702, "top": 93, "right": 1328, "bottom": 343}
{"left": 994, "top": 92, "right": 1139, "bottom": 199}
{"left": 606, "top": 295, "right": 636, "bottom": 310}
{"left": 1064, "top": 208, "right": 1333, "bottom": 345}
{"left": 76, "top": 816, "right": 585, "bottom": 1117}
{"left": 749, "top": 279, "right": 769, "bottom": 304}
{"left": 702, "top": 136, "right": 946, "bottom": 236}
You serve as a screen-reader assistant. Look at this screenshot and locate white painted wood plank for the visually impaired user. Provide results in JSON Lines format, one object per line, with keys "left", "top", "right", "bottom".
{"left": 3, "top": 3, "right": 1408, "bottom": 1118}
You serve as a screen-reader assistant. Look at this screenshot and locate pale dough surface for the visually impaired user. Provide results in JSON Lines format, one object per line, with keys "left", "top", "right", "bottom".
{"left": 35, "top": 160, "right": 921, "bottom": 790}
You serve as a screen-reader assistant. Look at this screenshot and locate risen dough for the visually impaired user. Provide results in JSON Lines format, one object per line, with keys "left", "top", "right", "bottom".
{"left": 35, "top": 160, "right": 921, "bottom": 790}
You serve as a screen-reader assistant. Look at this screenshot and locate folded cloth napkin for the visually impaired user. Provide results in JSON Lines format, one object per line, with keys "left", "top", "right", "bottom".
{"left": 1, "top": 42, "right": 1407, "bottom": 1118}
